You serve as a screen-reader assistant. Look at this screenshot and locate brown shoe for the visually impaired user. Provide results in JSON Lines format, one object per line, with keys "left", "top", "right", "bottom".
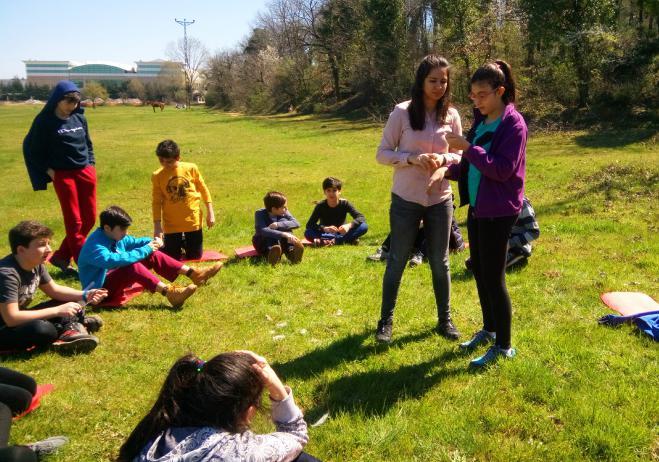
{"left": 189, "top": 262, "right": 223, "bottom": 285}
{"left": 286, "top": 242, "right": 304, "bottom": 264}
{"left": 267, "top": 245, "right": 282, "bottom": 266}
{"left": 165, "top": 284, "right": 197, "bottom": 309}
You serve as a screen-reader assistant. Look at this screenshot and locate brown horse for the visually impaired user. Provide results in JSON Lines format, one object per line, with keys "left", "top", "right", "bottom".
{"left": 147, "top": 101, "right": 165, "bottom": 112}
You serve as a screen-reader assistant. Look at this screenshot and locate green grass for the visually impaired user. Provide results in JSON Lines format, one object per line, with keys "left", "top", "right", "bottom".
{"left": 0, "top": 104, "right": 657, "bottom": 462}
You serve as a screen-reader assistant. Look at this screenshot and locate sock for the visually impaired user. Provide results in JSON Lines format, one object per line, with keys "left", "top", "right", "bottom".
{"left": 185, "top": 268, "right": 194, "bottom": 277}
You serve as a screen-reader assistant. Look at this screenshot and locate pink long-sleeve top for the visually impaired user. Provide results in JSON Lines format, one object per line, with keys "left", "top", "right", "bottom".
{"left": 377, "top": 101, "right": 462, "bottom": 207}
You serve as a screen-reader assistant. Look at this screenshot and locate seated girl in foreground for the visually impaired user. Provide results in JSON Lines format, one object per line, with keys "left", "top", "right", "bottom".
{"left": 117, "top": 350, "right": 320, "bottom": 462}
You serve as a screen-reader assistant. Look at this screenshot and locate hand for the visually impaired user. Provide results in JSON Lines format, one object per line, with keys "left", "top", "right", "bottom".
{"left": 426, "top": 167, "right": 447, "bottom": 194}
{"left": 206, "top": 211, "right": 215, "bottom": 228}
{"left": 149, "top": 237, "right": 163, "bottom": 251}
{"left": 86, "top": 288, "right": 108, "bottom": 305}
{"left": 56, "top": 302, "right": 82, "bottom": 317}
{"left": 237, "top": 350, "right": 288, "bottom": 401}
{"left": 268, "top": 222, "right": 279, "bottom": 229}
{"left": 445, "top": 133, "right": 471, "bottom": 151}
{"left": 323, "top": 225, "right": 339, "bottom": 233}
{"left": 283, "top": 233, "right": 300, "bottom": 245}
{"left": 47, "top": 168, "right": 55, "bottom": 179}
{"left": 410, "top": 153, "right": 442, "bottom": 171}
{"left": 338, "top": 224, "right": 351, "bottom": 235}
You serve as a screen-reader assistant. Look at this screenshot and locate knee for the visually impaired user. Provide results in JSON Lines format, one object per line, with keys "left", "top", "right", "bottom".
{"left": 30, "top": 321, "right": 59, "bottom": 345}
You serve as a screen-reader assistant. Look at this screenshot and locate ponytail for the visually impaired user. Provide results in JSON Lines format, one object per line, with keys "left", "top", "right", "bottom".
{"left": 471, "top": 59, "right": 517, "bottom": 104}
{"left": 117, "top": 352, "right": 263, "bottom": 462}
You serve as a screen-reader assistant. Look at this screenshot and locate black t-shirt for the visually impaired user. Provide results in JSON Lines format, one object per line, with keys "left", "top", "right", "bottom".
{"left": 305, "top": 199, "right": 366, "bottom": 231}
{"left": 0, "top": 254, "right": 52, "bottom": 327}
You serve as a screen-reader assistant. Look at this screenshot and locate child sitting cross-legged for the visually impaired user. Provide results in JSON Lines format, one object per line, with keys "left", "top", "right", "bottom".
{"left": 117, "top": 350, "right": 320, "bottom": 462}
{"left": 304, "top": 177, "right": 368, "bottom": 246}
{"left": 78, "top": 206, "right": 222, "bottom": 309}
{"left": 253, "top": 191, "right": 304, "bottom": 265}
{"left": 0, "top": 221, "right": 106, "bottom": 353}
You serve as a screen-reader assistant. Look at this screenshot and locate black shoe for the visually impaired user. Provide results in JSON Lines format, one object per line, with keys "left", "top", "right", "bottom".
{"left": 375, "top": 320, "right": 393, "bottom": 343}
{"left": 436, "top": 319, "right": 461, "bottom": 340}
{"left": 52, "top": 323, "right": 99, "bottom": 354}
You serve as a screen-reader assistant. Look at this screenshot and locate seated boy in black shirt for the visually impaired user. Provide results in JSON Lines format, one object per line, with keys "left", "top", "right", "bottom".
{"left": 304, "top": 177, "right": 368, "bottom": 246}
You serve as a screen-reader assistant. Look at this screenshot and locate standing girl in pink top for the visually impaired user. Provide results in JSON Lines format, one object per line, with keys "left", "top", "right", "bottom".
{"left": 375, "top": 55, "right": 463, "bottom": 343}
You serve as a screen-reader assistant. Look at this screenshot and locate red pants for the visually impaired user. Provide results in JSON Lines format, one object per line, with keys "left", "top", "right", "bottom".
{"left": 52, "top": 165, "right": 97, "bottom": 264}
{"left": 101, "top": 251, "right": 184, "bottom": 306}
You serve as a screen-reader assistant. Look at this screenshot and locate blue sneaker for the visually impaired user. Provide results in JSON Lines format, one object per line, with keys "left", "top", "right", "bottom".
{"left": 469, "top": 345, "right": 516, "bottom": 368}
{"left": 459, "top": 330, "right": 495, "bottom": 350}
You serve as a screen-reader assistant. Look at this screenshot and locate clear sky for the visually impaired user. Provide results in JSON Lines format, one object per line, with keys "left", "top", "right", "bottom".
{"left": 0, "top": 0, "right": 269, "bottom": 79}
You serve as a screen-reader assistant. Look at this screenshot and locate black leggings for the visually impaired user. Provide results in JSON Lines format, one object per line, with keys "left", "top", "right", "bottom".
{"left": 0, "top": 401, "right": 37, "bottom": 462}
{"left": 0, "top": 367, "right": 36, "bottom": 415}
{"left": 0, "top": 301, "right": 76, "bottom": 351}
{"left": 163, "top": 230, "right": 203, "bottom": 261}
{"left": 467, "top": 207, "right": 517, "bottom": 349}
{"left": 294, "top": 452, "right": 322, "bottom": 462}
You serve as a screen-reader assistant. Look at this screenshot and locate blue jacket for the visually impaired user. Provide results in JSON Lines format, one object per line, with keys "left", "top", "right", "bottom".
{"left": 253, "top": 208, "right": 300, "bottom": 240}
{"left": 22, "top": 80, "right": 95, "bottom": 191}
{"left": 78, "top": 228, "right": 153, "bottom": 289}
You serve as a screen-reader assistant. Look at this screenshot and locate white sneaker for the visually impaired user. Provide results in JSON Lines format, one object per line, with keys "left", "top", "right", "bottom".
{"left": 408, "top": 252, "right": 423, "bottom": 267}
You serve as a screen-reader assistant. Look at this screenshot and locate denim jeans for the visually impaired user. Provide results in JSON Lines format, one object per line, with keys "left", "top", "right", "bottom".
{"left": 304, "top": 222, "right": 369, "bottom": 244}
{"left": 380, "top": 194, "right": 453, "bottom": 324}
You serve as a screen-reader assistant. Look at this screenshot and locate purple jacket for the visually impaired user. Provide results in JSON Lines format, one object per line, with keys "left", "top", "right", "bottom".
{"left": 447, "top": 104, "right": 527, "bottom": 218}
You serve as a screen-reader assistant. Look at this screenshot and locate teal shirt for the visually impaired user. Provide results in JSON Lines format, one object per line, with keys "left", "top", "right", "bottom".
{"left": 468, "top": 117, "right": 502, "bottom": 207}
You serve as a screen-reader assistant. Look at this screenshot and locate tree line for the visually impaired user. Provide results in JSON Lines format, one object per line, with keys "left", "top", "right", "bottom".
{"left": 203, "top": 0, "right": 658, "bottom": 125}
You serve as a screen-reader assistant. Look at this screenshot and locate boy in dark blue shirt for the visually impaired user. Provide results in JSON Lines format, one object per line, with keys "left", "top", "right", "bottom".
{"left": 253, "top": 192, "right": 304, "bottom": 265}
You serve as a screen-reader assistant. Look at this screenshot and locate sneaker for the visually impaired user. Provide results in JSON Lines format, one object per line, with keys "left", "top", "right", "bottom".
{"left": 49, "top": 256, "right": 79, "bottom": 278}
{"left": 375, "top": 320, "right": 393, "bottom": 343}
{"left": 367, "top": 247, "right": 388, "bottom": 262}
{"left": 189, "top": 262, "right": 223, "bottom": 285}
{"left": 286, "top": 242, "right": 304, "bottom": 264}
{"left": 469, "top": 345, "right": 516, "bottom": 368}
{"left": 26, "top": 435, "right": 69, "bottom": 456}
{"left": 82, "top": 315, "right": 104, "bottom": 333}
{"left": 436, "top": 319, "right": 461, "bottom": 340}
{"left": 52, "top": 323, "right": 99, "bottom": 354}
{"left": 165, "top": 284, "right": 197, "bottom": 309}
{"left": 506, "top": 253, "right": 527, "bottom": 269}
{"left": 408, "top": 252, "right": 423, "bottom": 268}
{"left": 267, "top": 245, "right": 282, "bottom": 265}
{"left": 464, "top": 257, "right": 473, "bottom": 272}
{"left": 459, "top": 329, "right": 495, "bottom": 350}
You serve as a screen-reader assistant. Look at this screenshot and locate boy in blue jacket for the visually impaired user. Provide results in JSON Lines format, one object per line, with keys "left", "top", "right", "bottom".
{"left": 78, "top": 206, "right": 221, "bottom": 308}
{"left": 252, "top": 192, "right": 304, "bottom": 265}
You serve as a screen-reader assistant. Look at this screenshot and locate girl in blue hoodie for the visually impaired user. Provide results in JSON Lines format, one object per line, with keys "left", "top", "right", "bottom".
{"left": 445, "top": 60, "right": 527, "bottom": 367}
{"left": 23, "top": 80, "right": 97, "bottom": 273}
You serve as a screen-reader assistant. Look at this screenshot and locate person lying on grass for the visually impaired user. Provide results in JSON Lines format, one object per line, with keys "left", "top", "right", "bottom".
{"left": 117, "top": 350, "right": 321, "bottom": 462}
{"left": 0, "top": 221, "right": 106, "bottom": 354}
{"left": 78, "top": 206, "right": 221, "bottom": 309}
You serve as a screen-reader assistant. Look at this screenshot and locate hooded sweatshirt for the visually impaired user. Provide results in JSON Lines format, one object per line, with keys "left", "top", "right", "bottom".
{"left": 22, "top": 80, "right": 95, "bottom": 191}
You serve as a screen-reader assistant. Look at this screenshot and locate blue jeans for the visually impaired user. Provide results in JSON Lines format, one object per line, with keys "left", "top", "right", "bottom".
{"left": 380, "top": 194, "right": 453, "bottom": 324}
{"left": 304, "top": 222, "right": 368, "bottom": 244}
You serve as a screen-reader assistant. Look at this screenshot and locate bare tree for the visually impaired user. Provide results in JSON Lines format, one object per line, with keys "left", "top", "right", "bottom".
{"left": 167, "top": 36, "right": 209, "bottom": 108}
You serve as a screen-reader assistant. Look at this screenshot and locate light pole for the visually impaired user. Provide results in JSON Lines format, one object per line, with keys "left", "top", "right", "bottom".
{"left": 175, "top": 18, "right": 195, "bottom": 108}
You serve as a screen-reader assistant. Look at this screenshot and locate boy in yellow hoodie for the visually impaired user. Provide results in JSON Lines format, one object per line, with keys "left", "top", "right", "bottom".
{"left": 152, "top": 139, "right": 215, "bottom": 260}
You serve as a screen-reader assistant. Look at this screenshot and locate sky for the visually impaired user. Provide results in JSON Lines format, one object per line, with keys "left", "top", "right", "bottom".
{"left": 0, "top": 0, "right": 270, "bottom": 79}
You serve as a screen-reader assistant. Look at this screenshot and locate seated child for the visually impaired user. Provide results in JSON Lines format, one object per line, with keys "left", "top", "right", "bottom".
{"left": 152, "top": 139, "right": 215, "bottom": 261}
{"left": 78, "top": 206, "right": 222, "bottom": 308}
{"left": 465, "top": 196, "right": 539, "bottom": 270}
{"left": 253, "top": 191, "right": 304, "bottom": 265}
{"left": 0, "top": 221, "right": 106, "bottom": 353}
{"left": 117, "top": 351, "right": 319, "bottom": 462}
{"left": 304, "top": 177, "right": 368, "bottom": 246}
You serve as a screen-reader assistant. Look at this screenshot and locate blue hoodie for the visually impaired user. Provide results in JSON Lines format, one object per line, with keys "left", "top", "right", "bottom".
{"left": 22, "top": 80, "right": 95, "bottom": 191}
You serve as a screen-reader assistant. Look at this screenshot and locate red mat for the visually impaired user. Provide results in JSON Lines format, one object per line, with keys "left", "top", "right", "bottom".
{"left": 98, "top": 282, "right": 145, "bottom": 307}
{"left": 13, "top": 383, "right": 54, "bottom": 421}
{"left": 600, "top": 292, "right": 659, "bottom": 317}
{"left": 0, "top": 344, "right": 37, "bottom": 356}
{"left": 182, "top": 250, "right": 228, "bottom": 262}
{"left": 235, "top": 245, "right": 259, "bottom": 258}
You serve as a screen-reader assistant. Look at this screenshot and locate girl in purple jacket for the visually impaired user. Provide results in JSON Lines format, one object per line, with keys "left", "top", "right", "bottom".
{"left": 445, "top": 60, "right": 527, "bottom": 367}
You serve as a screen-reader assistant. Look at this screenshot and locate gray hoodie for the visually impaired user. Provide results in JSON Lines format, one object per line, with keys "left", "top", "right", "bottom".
{"left": 135, "top": 390, "right": 308, "bottom": 462}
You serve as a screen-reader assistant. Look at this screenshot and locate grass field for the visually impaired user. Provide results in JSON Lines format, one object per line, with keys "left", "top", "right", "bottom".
{"left": 0, "top": 104, "right": 657, "bottom": 462}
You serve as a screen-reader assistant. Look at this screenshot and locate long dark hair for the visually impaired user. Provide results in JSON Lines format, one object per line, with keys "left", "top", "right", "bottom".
{"left": 408, "top": 55, "right": 452, "bottom": 130}
{"left": 117, "top": 352, "right": 263, "bottom": 462}
{"left": 471, "top": 60, "right": 517, "bottom": 105}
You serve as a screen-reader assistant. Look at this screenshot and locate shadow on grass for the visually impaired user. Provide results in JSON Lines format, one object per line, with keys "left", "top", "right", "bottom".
{"left": 273, "top": 329, "right": 433, "bottom": 381}
{"left": 90, "top": 302, "right": 182, "bottom": 313}
{"left": 574, "top": 127, "right": 656, "bottom": 148}
{"left": 306, "top": 349, "right": 469, "bottom": 419}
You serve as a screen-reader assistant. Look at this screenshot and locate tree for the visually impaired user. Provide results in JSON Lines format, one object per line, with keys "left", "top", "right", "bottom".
{"left": 127, "top": 79, "right": 146, "bottom": 101}
{"left": 81, "top": 81, "right": 108, "bottom": 106}
{"left": 167, "top": 36, "right": 209, "bottom": 108}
